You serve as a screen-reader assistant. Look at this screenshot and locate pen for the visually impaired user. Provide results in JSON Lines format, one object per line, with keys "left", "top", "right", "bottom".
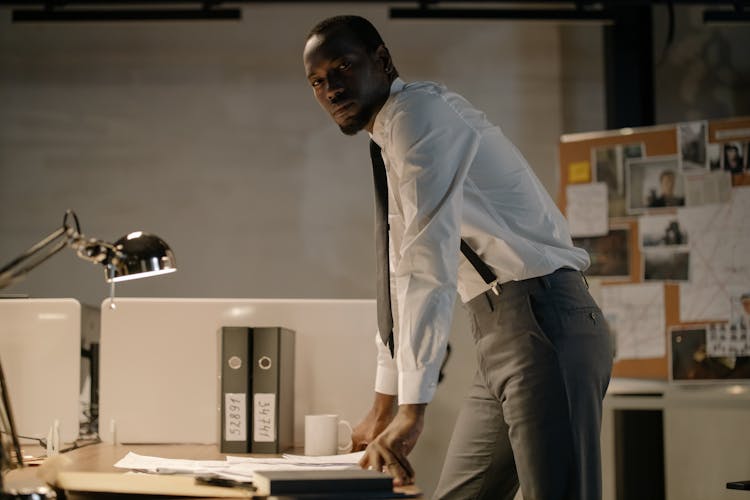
{"left": 154, "top": 467, "right": 197, "bottom": 474}
{"left": 195, "top": 475, "right": 256, "bottom": 491}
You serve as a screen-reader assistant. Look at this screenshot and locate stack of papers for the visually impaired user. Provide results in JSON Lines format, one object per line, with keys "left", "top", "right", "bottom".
{"left": 115, "top": 451, "right": 365, "bottom": 482}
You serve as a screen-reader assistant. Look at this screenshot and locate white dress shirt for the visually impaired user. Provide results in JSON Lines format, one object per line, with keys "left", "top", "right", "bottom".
{"left": 371, "top": 78, "right": 589, "bottom": 405}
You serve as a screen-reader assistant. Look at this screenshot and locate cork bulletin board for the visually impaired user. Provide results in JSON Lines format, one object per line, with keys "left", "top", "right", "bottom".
{"left": 558, "top": 117, "right": 750, "bottom": 379}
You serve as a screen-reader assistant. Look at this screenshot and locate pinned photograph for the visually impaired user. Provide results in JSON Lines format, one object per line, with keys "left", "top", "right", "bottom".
{"left": 592, "top": 142, "right": 644, "bottom": 218}
{"left": 722, "top": 141, "right": 750, "bottom": 186}
{"left": 730, "top": 290, "right": 750, "bottom": 331}
{"left": 708, "top": 143, "right": 721, "bottom": 171}
{"left": 643, "top": 247, "right": 689, "bottom": 282}
{"left": 677, "top": 120, "right": 708, "bottom": 170}
{"left": 670, "top": 325, "right": 750, "bottom": 382}
{"left": 639, "top": 214, "right": 688, "bottom": 248}
{"left": 722, "top": 141, "right": 744, "bottom": 175}
{"left": 622, "top": 144, "right": 644, "bottom": 162}
{"left": 573, "top": 226, "right": 630, "bottom": 279}
{"left": 626, "top": 156, "right": 685, "bottom": 214}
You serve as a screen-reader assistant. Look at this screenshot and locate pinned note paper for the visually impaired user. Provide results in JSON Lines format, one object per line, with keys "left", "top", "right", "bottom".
{"left": 568, "top": 161, "right": 591, "bottom": 183}
{"left": 566, "top": 182, "right": 608, "bottom": 237}
{"left": 602, "top": 283, "right": 666, "bottom": 360}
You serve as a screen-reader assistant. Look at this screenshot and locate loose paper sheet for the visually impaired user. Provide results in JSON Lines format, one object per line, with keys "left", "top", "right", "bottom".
{"left": 602, "top": 283, "right": 665, "bottom": 360}
{"left": 678, "top": 187, "right": 750, "bottom": 321}
{"left": 566, "top": 182, "right": 608, "bottom": 237}
{"left": 115, "top": 451, "right": 364, "bottom": 482}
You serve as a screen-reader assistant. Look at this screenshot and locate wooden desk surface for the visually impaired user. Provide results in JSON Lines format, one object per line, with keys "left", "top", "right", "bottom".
{"left": 60, "top": 443, "right": 236, "bottom": 472}
{"left": 4, "top": 443, "right": 422, "bottom": 499}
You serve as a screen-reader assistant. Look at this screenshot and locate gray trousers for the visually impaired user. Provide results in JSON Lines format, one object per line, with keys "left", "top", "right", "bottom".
{"left": 433, "top": 268, "right": 613, "bottom": 500}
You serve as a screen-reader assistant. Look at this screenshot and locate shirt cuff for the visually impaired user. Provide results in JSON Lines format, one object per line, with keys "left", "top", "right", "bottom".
{"left": 375, "top": 363, "right": 398, "bottom": 396}
{"left": 398, "top": 365, "right": 440, "bottom": 405}
{"left": 374, "top": 330, "right": 398, "bottom": 395}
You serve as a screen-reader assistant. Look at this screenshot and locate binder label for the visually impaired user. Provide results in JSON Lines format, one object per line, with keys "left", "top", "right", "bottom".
{"left": 224, "top": 393, "right": 247, "bottom": 441}
{"left": 253, "top": 393, "right": 276, "bottom": 442}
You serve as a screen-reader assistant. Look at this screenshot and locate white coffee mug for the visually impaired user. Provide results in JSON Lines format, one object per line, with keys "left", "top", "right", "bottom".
{"left": 304, "top": 414, "right": 353, "bottom": 456}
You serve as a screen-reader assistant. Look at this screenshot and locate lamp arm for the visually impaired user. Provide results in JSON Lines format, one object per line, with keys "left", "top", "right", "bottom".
{"left": 69, "top": 236, "right": 124, "bottom": 266}
{"left": 0, "top": 209, "right": 111, "bottom": 290}
{"left": 0, "top": 226, "right": 70, "bottom": 290}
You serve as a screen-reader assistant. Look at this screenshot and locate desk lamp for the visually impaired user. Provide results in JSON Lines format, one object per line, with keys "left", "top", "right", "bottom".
{"left": 0, "top": 209, "right": 176, "bottom": 291}
{"left": 0, "top": 209, "right": 176, "bottom": 496}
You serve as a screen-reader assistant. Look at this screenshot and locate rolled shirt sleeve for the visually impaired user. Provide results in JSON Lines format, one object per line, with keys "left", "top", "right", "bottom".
{"left": 379, "top": 89, "right": 480, "bottom": 405}
{"left": 374, "top": 330, "right": 398, "bottom": 395}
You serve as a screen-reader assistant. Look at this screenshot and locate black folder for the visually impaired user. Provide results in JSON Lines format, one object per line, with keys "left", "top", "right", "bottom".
{"left": 252, "top": 469, "right": 393, "bottom": 496}
{"left": 220, "top": 326, "right": 295, "bottom": 454}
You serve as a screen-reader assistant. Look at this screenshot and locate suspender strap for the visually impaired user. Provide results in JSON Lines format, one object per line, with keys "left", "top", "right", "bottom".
{"left": 460, "top": 239, "right": 500, "bottom": 294}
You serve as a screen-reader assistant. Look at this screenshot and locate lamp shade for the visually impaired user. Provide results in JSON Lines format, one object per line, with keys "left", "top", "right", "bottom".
{"left": 107, "top": 231, "right": 177, "bottom": 283}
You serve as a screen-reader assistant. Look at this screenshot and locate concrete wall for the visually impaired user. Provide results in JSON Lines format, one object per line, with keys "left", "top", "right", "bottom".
{"left": 560, "top": 24, "right": 606, "bottom": 134}
{"left": 0, "top": 5, "right": 564, "bottom": 307}
{"left": 2, "top": 3, "right": 746, "bottom": 497}
{"left": 653, "top": 5, "right": 750, "bottom": 124}
{"left": 0, "top": 5, "right": 565, "bottom": 497}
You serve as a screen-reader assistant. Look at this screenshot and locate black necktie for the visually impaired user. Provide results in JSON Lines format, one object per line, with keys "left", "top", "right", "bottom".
{"left": 369, "top": 140, "right": 395, "bottom": 358}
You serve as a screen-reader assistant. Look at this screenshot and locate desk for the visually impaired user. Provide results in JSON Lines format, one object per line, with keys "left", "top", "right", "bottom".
{"left": 4, "top": 444, "right": 422, "bottom": 499}
{"left": 601, "top": 379, "right": 750, "bottom": 500}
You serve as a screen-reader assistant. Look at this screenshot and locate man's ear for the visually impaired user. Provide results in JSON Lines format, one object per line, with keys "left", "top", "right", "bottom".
{"left": 374, "top": 44, "right": 394, "bottom": 75}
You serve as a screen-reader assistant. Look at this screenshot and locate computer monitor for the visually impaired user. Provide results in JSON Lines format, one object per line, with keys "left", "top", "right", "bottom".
{"left": 98, "top": 298, "right": 377, "bottom": 445}
{"left": 0, "top": 299, "right": 83, "bottom": 444}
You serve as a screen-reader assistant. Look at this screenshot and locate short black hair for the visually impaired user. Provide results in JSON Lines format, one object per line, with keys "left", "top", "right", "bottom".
{"left": 307, "top": 15, "right": 385, "bottom": 53}
{"left": 660, "top": 169, "right": 675, "bottom": 180}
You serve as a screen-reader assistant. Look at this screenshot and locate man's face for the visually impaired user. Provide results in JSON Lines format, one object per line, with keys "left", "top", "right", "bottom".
{"left": 303, "top": 30, "right": 391, "bottom": 135}
{"left": 660, "top": 173, "right": 675, "bottom": 195}
{"left": 742, "top": 298, "right": 750, "bottom": 315}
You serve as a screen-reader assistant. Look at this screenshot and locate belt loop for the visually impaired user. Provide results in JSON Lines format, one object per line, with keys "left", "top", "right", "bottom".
{"left": 581, "top": 271, "right": 589, "bottom": 289}
{"left": 540, "top": 275, "right": 551, "bottom": 289}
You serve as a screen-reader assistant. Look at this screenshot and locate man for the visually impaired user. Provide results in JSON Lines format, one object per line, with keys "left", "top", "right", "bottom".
{"left": 303, "top": 16, "right": 613, "bottom": 499}
{"left": 739, "top": 292, "right": 750, "bottom": 330}
{"left": 723, "top": 143, "right": 744, "bottom": 175}
{"left": 663, "top": 220, "right": 686, "bottom": 246}
{"left": 647, "top": 170, "right": 684, "bottom": 207}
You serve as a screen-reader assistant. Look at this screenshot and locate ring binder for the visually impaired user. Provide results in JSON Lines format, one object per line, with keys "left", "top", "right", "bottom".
{"left": 220, "top": 327, "right": 295, "bottom": 454}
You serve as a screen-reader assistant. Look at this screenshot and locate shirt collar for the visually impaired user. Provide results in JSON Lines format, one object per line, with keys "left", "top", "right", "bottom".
{"left": 370, "top": 77, "right": 405, "bottom": 148}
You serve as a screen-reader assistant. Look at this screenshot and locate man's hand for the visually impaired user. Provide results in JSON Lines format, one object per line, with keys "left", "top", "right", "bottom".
{"left": 352, "top": 392, "right": 396, "bottom": 451}
{"left": 359, "top": 403, "right": 425, "bottom": 486}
